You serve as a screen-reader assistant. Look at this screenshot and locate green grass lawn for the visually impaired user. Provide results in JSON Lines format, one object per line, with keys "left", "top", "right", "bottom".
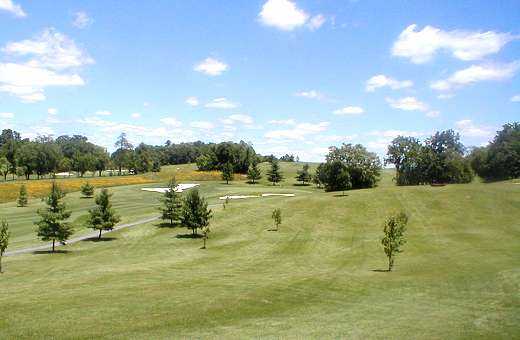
{"left": 0, "top": 165, "right": 519, "bottom": 338}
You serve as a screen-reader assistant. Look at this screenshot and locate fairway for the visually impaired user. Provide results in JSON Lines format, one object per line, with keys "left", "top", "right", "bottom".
{"left": 0, "top": 165, "right": 519, "bottom": 338}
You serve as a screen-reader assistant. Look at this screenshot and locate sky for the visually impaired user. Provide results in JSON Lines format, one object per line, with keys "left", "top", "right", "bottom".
{"left": 0, "top": 0, "right": 519, "bottom": 161}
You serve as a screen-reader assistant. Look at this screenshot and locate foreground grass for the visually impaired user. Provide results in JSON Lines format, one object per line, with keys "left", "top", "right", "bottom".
{"left": 0, "top": 172, "right": 518, "bottom": 338}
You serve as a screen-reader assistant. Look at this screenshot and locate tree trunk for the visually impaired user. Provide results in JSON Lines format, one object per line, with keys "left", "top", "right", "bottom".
{"left": 388, "top": 256, "right": 393, "bottom": 272}
{"left": 0, "top": 254, "right": 3, "bottom": 273}
{"left": 99, "top": 229, "right": 102, "bottom": 239}
{"left": 203, "top": 237, "right": 206, "bottom": 249}
{"left": 52, "top": 239, "right": 55, "bottom": 252}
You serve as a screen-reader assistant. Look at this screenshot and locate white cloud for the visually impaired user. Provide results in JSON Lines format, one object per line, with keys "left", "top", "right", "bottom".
{"left": 72, "top": 11, "right": 93, "bottom": 29}
{"left": 437, "top": 93, "right": 454, "bottom": 100}
{"left": 455, "top": 119, "right": 494, "bottom": 138}
{"left": 190, "top": 121, "right": 215, "bottom": 130}
{"left": 160, "top": 117, "right": 183, "bottom": 127}
{"left": 369, "top": 129, "right": 427, "bottom": 139}
{"left": 0, "top": 0, "right": 26, "bottom": 18}
{"left": 511, "top": 94, "right": 520, "bottom": 102}
{"left": 47, "top": 107, "right": 57, "bottom": 115}
{"left": 194, "top": 57, "right": 228, "bottom": 76}
{"left": 333, "top": 106, "right": 364, "bottom": 116}
{"left": 95, "top": 110, "right": 112, "bottom": 116}
{"left": 392, "top": 24, "right": 517, "bottom": 63}
{"left": 308, "top": 14, "right": 326, "bottom": 31}
{"left": 386, "top": 97, "right": 428, "bottom": 112}
{"left": 205, "top": 97, "right": 238, "bottom": 109}
{"left": 426, "top": 110, "right": 440, "bottom": 118}
{"left": 365, "top": 74, "right": 413, "bottom": 92}
{"left": 0, "top": 28, "right": 93, "bottom": 102}
{"left": 131, "top": 113, "right": 141, "bottom": 119}
{"left": 185, "top": 96, "right": 199, "bottom": 106}
{"left": 0, "top": 112, "right": 14, "bottom": 119}
{"left": 295, "top": 89, "right": 324, "bottom": 100}
{"left": 431, "top": 62, "right": 520, "bottom": 91}
{"left": 318, "top": 134, "right": 357, "bottom": 143}
{"left": 265, "top": 121, "right": 329, "bottom": 140}
{"left": 221, "top": 114, "right": 254, "bottom": 125}
{"left": 258, "top": 0, "right": 309, "bottom": 31}
{"left": 268, "top": 118, "right": 296, "bottom": 125}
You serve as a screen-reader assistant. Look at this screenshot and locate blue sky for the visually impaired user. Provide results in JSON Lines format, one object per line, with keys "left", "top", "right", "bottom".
{"left": 0, "top": 0, "right": 519, "bottom": 161}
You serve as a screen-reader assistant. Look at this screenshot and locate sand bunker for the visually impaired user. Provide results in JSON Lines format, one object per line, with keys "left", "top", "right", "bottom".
{"left": 142, "top": 183, "right": 200, "bottom": 193}
{"left": 262, "top": 193, "right": 295, "bottom": 197}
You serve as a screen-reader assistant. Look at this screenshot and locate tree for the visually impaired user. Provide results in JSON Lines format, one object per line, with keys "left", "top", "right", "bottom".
{"left": 221, "top": 162, "right": 234, "bottom": 184}
{"left": 271, "top": 208, "right": 282, "bottom": 231}
{"left": 0, "top": 219, "right": 9, "bottom": 273}
{"left": 181, "top": 189, "right": 213, "bottom": 236}
{"left": 381, "top": 212, "right": 408, "bottom": 271}
{"left": 312, "top": 163, "right": 327, "bottom": 188}
{"left": 17, "top": 184, "right": 28, "bottom": 207}
{"left": 0, "top": 156, "right": 9, "bottom": 181}
{"left": 159, "top": 178, "right": 183, "bottom": 225}
{"left": 35, "top": 182, "right": 73, "bottom": 252}
{"left": 321, "top": 160, "right": 351, "bottom": 194}
{"left": 296, "top": 163, "right": 311, "bottom": 185}
{"left": 247, "top": 162, "right": 262, "bottom": 184}
{"left": 113, "top": 133, "right": 134, "bottom": 175}
{"left": 201, "top": 226, "right": 210, "bottom": 249}
{"left": 267, "top": 159, "right": 283, "bottom": 185}
{"left": 81, "top": 182, "right": 95, "bottom": 198}
{"left": 86, "top": 189, "right": 121, "bottom": 239}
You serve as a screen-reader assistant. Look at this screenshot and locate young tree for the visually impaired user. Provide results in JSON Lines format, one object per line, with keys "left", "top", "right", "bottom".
{"left": 159, "top": 178, "right": 183, "bottom": 225}
{"left": 247, "top": 162, "right": 262, "bottom": 184}
{"left": 35, "top": 182, "right": 73, "bottom": 252}
{"left": 81, "top": 182, "right": 95, "bottom": 198}
{"left": 0, "top": 156, "right": 9, "bottom": 181}
{"left": 221, "top": 162, "right": 234, "bottom": 184}
{"left": 267, "top": 159, "right": 284, "bottom": 186}
{"left": 17, "top": 184, "right": 28, "bottom": 207}
{"left": 296, "top": 163, "right": 311, "bottom": 185}
{"left": 201, "top": 225, "right": 210, "bottom": 249}
{"left": 0, "top": 219, "right": 10, "bottom": 273}
{"left": 85, "top": 188, "right": 121, "bottom": 239}
{"left": 381, "top": 212, "right": 408, "bottom": 271}
{"left": 271, "top": 208, "right": 282, "bottom": 231}
{"left": 181, "top": 189, "right": 213, "bottom": 236}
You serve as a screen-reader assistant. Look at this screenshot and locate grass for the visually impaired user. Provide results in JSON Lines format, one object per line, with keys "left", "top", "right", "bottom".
{"left": 0, "top": 164, "right": 519, "bottom": 338}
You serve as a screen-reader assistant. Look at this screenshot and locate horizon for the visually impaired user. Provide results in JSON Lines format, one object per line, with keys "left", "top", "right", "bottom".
{"left": 0, "top": 0, "right": 519, "bottom": 161}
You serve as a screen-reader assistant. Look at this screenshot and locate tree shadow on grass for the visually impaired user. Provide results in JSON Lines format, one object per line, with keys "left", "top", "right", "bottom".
{"left": 156, "top": 222, "right": 181, "bottom": 229}
{"left": 82, "top": 237, "right": 117, "bottom": 242}
{"left": 372, "top": 269, "right": 390, "bottom": 273}
{"left": 293, "top": 183, "right": 310, "bottom": 187}
{"left": 79, "top": 197, "right": 94, "bottom": 199}
{"left": 333, "top": 194, "right": 349, "bottom": 197}
{"left": 33, "top": 250, "right": 70, "bottom": 255}
{"left": 175, "top": 233, "right": 203, "bottom": 239}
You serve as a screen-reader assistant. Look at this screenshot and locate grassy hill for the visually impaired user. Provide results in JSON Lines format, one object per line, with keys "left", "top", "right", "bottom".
{"left": 0, "top": 165, "right": 518, "bottom": 338}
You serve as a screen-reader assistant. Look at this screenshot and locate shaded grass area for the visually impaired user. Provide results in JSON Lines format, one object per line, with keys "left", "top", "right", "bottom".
{"left": 0, "top": 176, "right": 519, "bottom": 338}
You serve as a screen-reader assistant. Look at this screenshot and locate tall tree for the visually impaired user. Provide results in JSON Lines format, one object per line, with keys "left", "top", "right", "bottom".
{"left": 381, "top": 212, "right": 408, "bottom": 272}
{"left": 267, "top": 159, "right": 284, "bottom": 185}
{"left": 35, "top": 182, "right": 73, "bottom": 252}
{"left": 86, "top": 189, "right": 121, "bottom": 239}
{"left": 113, "top": 133, "right": 134, "bottom": 175}
{"left": 159, "top": 178, "right": 183, "bottom": 225}
{"left": 0, "top": 219, "right": 9, "bottom": 273}
{"left": 221, "top": 162, "right": 234, "bottom": 184}
{"left": 17, "top": 184, "right": 28, "bottom": 207}
{"left": 181, "top": 189, "right": 213, "bottom": 236}
{"left": 246, "top": 162, "right": 262, "bottom": 184}
{"left": 0, "top": 156, "right": 9, "bottom": 181}
{"left": 321, "top": 160, "right": 351, "bottom": 195}
{"left": 296, "top": 163, "right": 311, "bottom": 185}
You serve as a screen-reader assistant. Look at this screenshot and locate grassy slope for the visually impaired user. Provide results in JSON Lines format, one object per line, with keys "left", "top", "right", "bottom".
{"left": 0, "top": 164, "right": 519, "bottom": 338}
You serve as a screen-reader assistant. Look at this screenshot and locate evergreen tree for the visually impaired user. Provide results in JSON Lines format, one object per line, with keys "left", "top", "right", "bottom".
{"left": 86, "top": 188, "right": 121, "bottom": 239}
{"left": 0, "top": 219, "right": 9, "bottom": 273}
{"left": 159, "top": 178, "right": 183, "bottom": 225}
{"left": 81, "top": 181, "right": 95, "bottom": 198}
{"left": 17, "top": 184, "right": 28, "bottom": 207}
{"left": 272, "top": 208, "right": 282, "bottom": 231}
{"left": 221, "top": 162, "right": 234, "bottom": 184}
{"left": 181, "top": 189, "right": 213, "bottom": 236}
{"left": 247, "top": 163, "right": 262, "bottom": 184}
{"left": 381, "top": 212, "right": 408, "bottom": 271}
{"left": 267, "top": 159, "right": 284, "bottom": 185}
{"left": 296, "top": 163, "right": 312, "bottom": 185}
{"left": 35, "top": 182, "right": 73, "bottom": 252}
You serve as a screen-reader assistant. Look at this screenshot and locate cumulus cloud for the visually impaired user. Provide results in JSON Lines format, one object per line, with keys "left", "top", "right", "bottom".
{"left": 160, "top": 117, "right": 182, "bottom": 127}
{"left": 185, "top": 96, "right": 199, "bottom": 106}
{"left": 511, "top": 94, "right": 520, "bottom": 102}
{"left": 386, "top": 97, "right": 428, "bottom": 111}
{"left": 365, "top": 74, "right": 413, "bottom": 92}
{"left": 333, "top": 106, "right": 364, "bottom": 116}
{"left": 308, "top": 14, "right": 326, "bottom": 31}
{"left": 392, "top": 24, "right": 517, "bottom": 63}
{"left": 455, "top": 119, "right": 494, "bottom": 138}
{"left": 205, "top": 97, "right": 238, "bottom": 109}
{"left": 426, "top": 110, "right": 440, "bottom": 118}
{"left": 268, "top": 118, "right": 296, "bottom": 125}
{"left": 0, "top": 112, "right": 14, "bottom": 119}
{"left": 258, "top": 0, "right": 309, "bottom": 31}
{"left": 194, "top": 57, "right": 228, "bottom": 76}
{"left": 0, "top": 28, "right": 93, "bottom": 102}
{"left": 72, "top": 11, "right": 93, "bottom": 29}
{"left": 47, "top": 107, "right": 57, "bottom": 115}
{"left": 221, "top": 114, "right": 254, "bottom": 125}
{"left": 431, "top": 61, "right": 520, "bottom": 91}
{"left": 265, "top": 121, "right": 329, "bottom": 140}
{"left": 0, "top": 0, "right": 26, "bottom": 18}
{"left": 294, "top": 89, "right": 324, "bottom": 100}
{"left": 131, "top": 113, "right": 141, "bottom": 119}
{"left": 190, "top": 121, "right": 215, "bottom": 130}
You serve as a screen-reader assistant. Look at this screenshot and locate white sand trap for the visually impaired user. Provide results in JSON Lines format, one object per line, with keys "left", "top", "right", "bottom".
{"left": 142, "top": 183, "right": 200, "bottom": 193}
{"left": 262, "top": 193, "right": 295, "bottom": 197}
{"left": 55, "top": 172, "right": 72, "bottom": 177}
{"left": 219, "top": 195, "right": 260, "bottom": 200}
